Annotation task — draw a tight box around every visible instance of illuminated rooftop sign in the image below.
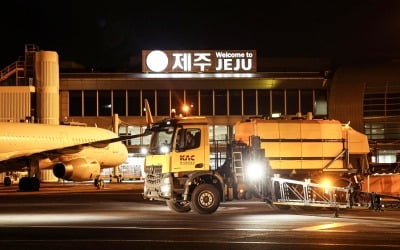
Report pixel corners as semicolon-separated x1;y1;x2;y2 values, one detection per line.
142;50;257;73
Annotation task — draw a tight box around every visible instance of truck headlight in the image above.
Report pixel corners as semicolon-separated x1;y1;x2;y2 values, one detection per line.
160;145;170;154
160;184;171;194
246;161;264;181
160;175;172;196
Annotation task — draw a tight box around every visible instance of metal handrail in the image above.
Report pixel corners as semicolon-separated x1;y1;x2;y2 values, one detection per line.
0;61;24;81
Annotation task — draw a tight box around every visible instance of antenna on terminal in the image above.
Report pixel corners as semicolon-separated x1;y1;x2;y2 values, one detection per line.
144;99;153;129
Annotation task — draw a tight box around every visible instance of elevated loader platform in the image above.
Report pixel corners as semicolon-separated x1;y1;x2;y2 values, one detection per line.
269;176;400;214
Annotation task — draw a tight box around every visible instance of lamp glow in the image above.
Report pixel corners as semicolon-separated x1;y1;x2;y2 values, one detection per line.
182;105;189;113
246;161;264;181
140;148;148;154
160;145;170;154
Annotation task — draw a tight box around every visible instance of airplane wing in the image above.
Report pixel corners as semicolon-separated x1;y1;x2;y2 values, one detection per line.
85;132;150;148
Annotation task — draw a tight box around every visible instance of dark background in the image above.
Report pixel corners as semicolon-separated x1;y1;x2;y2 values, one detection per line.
1;0;399;72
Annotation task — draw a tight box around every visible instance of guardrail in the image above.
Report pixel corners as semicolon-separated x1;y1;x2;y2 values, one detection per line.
0;61;24;81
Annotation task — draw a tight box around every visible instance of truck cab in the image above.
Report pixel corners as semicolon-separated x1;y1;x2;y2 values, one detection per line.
143;116;225;214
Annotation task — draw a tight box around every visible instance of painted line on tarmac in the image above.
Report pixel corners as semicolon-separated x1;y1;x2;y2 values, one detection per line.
292;222;356;232
0;224;365;234
1;239;400;248
1;225;288;231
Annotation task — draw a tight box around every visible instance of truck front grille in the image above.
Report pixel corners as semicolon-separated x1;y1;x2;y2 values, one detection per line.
145;165;162;175
145;165;162;186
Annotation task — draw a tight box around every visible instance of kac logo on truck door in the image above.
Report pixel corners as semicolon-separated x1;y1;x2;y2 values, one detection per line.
180;155;195;165
143;50;257;73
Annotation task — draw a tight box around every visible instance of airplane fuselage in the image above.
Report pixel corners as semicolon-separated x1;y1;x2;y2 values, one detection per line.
0;122;128;172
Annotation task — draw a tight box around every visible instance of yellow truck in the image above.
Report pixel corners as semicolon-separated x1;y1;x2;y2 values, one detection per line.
143;111;371;214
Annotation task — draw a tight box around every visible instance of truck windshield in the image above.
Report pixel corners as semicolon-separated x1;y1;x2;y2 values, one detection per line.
149;126;175;154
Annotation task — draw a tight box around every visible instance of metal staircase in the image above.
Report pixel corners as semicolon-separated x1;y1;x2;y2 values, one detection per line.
232;151;244;183
0;61;24;84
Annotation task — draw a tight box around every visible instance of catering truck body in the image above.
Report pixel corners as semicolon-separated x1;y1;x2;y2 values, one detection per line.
143;112;372;214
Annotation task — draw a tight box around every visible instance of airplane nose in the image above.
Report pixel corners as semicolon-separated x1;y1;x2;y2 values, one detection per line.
119;142;128;161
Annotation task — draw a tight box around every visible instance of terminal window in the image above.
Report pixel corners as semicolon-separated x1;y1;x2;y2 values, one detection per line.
229;90;241;115
69;90;82;116
99;90;111;116
113;90;126;116
84;90;96;116
244;90;256;115
215;89;227;115
258;89;270;116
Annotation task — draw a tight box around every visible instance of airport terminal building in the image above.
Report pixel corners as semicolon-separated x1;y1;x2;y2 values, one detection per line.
1;45;399;180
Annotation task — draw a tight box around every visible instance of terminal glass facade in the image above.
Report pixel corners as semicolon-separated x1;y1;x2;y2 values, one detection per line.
363;82;400;163
68;88;325;118
363;82;400;140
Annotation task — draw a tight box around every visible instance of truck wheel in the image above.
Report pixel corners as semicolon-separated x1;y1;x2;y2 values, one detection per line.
166;200;191;213
190;184;220;214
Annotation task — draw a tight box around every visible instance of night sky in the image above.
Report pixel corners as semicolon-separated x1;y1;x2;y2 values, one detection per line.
1;0;400;72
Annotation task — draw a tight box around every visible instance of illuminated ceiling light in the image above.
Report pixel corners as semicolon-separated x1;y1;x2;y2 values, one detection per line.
146;50;168;72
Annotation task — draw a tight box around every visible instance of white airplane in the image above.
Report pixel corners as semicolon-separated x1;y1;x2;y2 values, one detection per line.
0;121;142;191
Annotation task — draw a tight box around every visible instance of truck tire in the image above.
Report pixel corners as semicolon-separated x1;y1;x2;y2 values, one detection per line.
166;200;191;213
190;184;220;214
